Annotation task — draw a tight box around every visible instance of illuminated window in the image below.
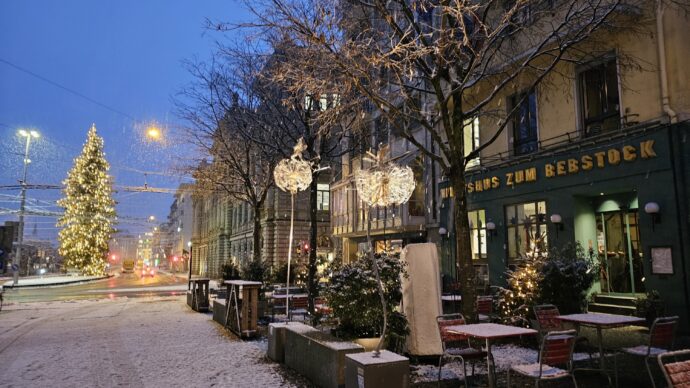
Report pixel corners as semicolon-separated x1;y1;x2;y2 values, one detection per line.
505;201;547;264
317;183;330;211
468;209;487;260
463;116;480;169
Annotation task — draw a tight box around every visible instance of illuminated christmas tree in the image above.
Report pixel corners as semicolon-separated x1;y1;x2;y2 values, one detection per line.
57;125;116;276
499;230;547;325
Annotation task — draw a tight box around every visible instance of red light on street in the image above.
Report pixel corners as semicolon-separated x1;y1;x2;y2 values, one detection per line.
304;243;309;251
173;256;178;262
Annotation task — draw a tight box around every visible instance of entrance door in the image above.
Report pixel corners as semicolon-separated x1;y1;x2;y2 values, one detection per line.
596;210;644;294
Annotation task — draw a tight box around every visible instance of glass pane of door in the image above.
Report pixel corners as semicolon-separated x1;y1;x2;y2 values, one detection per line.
596;210;644;294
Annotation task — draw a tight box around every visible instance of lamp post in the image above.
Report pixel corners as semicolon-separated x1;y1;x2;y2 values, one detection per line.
274;138;312;321
187;241;193;281
16;129;40;278
354;146;415;356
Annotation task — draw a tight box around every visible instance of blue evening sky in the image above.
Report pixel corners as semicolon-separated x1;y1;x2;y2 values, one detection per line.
0;0;251;241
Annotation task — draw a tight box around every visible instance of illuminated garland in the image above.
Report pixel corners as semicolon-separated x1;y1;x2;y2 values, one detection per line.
57;125;116;276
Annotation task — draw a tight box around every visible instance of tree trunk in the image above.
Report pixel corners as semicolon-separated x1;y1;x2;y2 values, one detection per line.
252;204;262;264
307;173;320;316
450;168;477;321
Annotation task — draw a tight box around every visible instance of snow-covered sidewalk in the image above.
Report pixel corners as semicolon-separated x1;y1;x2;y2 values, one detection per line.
2;274;110;288
0;296;310;387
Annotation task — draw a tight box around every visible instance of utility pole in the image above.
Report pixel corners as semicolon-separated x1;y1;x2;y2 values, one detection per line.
15;129;39;278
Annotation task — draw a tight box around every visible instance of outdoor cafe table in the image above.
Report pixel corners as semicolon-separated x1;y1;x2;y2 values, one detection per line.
446;323;537;388
556;313;645;373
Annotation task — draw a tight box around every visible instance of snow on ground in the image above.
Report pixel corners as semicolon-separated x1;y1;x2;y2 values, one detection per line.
0;296;310;388
2;275;107;287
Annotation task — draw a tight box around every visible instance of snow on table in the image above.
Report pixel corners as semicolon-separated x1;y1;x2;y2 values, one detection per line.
557;313;645;327
446;323;537;339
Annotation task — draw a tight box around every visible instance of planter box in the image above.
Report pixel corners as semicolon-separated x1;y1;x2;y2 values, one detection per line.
186;291;193;308
345;350;409;388
284;324;364;388
213;300;227;326
268;322;311;362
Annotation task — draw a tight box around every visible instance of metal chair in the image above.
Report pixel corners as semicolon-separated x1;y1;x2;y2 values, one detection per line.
476;296;494;323
533;304;593;362
658;349;690;387
618;316;679;388
507;329;578;387
436;314;487;388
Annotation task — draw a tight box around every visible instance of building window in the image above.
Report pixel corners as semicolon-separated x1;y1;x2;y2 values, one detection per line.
505;201;547;264
317;183;330;211
579;58;620;136
463;116;480;169
510;90;538;156
468;209;487;260
408;156;425;217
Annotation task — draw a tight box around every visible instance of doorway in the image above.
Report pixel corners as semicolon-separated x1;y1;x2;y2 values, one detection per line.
596;209;644;294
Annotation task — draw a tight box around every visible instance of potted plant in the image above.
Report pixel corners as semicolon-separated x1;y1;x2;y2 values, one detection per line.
324;252;409;352
635;290;665;326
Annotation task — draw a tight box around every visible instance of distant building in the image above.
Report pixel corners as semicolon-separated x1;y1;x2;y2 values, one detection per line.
167;184;193;271
190;179;332;279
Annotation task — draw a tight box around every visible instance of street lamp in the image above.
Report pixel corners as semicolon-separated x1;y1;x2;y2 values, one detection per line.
15;129;40;279
187;241;193;281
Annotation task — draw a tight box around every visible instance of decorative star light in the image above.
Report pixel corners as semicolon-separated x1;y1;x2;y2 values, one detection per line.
274;138;313;194
354;146;415;207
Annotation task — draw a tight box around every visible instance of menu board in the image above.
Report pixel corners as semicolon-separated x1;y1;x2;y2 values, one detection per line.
651;247;673;275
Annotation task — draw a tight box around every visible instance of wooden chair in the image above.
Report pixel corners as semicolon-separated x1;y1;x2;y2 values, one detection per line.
658;349;690;387
618;316;679;388
507;329;578;387
436;314;487;388
476;296;494;323
289;296;309;321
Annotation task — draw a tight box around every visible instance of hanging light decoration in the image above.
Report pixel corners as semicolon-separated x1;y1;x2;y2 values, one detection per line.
273;138;313;320
354;145;415;357
274;138;312;194
355;146;415;207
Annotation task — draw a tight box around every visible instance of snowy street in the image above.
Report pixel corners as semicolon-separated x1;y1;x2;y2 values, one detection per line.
0;296;309;388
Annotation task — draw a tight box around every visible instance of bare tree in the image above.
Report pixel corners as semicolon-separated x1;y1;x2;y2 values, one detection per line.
176;50;280;267
219;40;367;316
238;0;675;318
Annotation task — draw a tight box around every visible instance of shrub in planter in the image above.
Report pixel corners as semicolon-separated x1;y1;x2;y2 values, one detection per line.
324;252;409;351
635;290;665;325
538;242;596;315
221;262;241;281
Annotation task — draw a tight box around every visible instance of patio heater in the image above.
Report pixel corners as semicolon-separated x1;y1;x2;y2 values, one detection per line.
274;138;312;320
354;146;415;356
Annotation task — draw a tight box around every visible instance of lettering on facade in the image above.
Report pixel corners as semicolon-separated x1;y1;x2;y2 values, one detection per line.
466;140;658;193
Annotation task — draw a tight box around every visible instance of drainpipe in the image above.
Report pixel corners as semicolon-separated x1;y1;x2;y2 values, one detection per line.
657;0;678;124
